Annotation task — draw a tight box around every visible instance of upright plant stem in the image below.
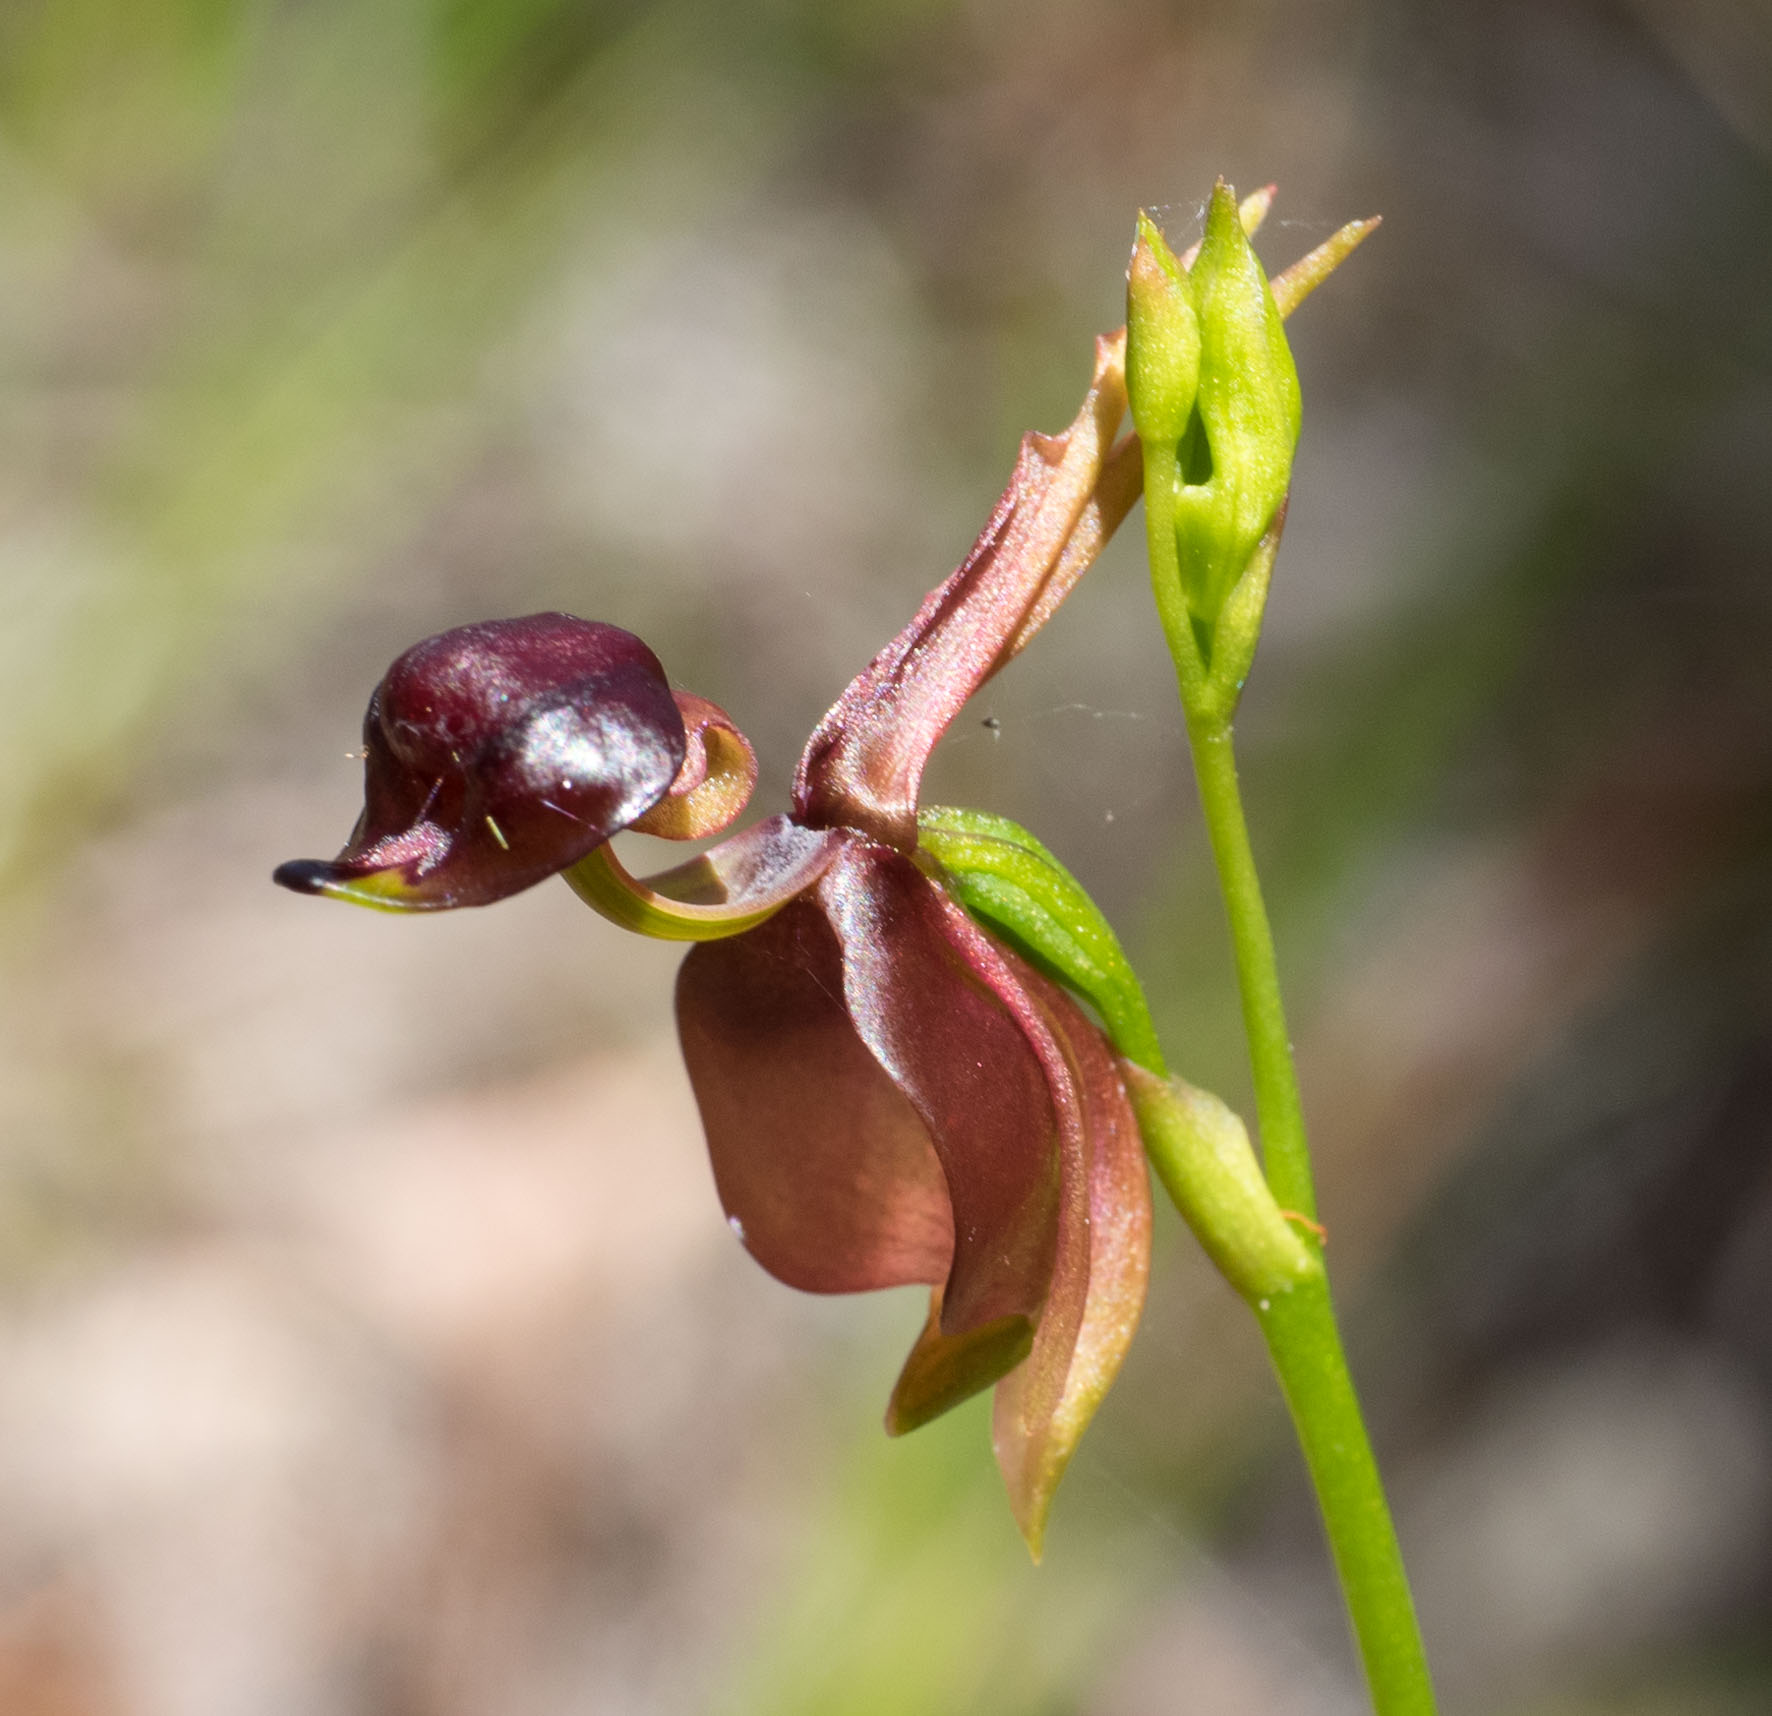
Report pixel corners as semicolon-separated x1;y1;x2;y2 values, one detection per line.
1142;445;1435;1712
1257;1278;1437;1716
1188;708;1437;1716
1187;724;1316;1221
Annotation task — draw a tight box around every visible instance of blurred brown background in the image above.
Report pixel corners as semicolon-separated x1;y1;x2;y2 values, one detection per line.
1;0;1769;1710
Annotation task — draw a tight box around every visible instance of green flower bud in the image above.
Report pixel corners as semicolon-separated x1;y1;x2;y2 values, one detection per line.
1125;211;1201;447
1173;180;1301;626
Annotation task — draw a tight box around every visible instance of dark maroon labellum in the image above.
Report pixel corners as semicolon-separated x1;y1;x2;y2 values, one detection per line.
273;613;686;909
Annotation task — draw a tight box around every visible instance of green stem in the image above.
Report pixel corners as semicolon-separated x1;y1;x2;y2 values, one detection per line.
1142;441;1434;1713
1186;721;1315;1220
1187;722;1436;1715
1258;1279;1436;1716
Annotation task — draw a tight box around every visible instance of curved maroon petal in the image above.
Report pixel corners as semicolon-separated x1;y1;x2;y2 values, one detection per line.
793;338;1132;849
676;896;955;1294
992;963;1151;1557
275;614;686;909
816;842;1062;1338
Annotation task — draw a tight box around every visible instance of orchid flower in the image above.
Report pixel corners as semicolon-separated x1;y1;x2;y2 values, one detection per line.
278;333;1147;1552
275;192;1377;1551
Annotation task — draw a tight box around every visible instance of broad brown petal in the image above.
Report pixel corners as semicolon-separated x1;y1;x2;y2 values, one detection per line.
676;897;954;1293
818;843;1062;1337
991;965;1151;1558
792;338;1130;849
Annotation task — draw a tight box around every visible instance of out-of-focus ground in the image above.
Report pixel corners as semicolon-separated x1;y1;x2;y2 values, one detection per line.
1;1;1769;1711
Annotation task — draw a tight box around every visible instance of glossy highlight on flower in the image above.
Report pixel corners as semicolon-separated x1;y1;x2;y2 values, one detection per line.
274;614;694;910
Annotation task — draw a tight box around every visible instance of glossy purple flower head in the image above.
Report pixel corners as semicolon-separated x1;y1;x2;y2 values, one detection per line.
273;614;690;910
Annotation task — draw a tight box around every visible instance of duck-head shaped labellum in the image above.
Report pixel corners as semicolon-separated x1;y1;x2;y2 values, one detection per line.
273;614;690;909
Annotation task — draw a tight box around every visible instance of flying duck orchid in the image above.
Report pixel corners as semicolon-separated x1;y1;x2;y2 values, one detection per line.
274;189;1375;1551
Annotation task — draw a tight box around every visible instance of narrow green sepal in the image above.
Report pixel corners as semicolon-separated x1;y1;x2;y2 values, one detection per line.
916;805;1166;1074
1126;211;1201;447
1174;180;1301;626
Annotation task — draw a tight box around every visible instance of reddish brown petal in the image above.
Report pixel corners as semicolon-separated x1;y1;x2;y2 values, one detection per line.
1000;426;1142;665
792;338;1129;849
817;843;1062;1337
676;897;954;1294
992;966;1151;1558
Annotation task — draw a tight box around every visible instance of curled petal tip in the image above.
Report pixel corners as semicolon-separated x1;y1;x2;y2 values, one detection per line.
885;1300;1033;1437
630;692;758;841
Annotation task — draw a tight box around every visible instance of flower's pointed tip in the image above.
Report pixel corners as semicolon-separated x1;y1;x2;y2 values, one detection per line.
270;858;428;912
1001;1456;1055;1560
883;1308;1034;1438
1129;209;1184;286
271;858;327;896
1202;178;1248;246
1178;179;1261;273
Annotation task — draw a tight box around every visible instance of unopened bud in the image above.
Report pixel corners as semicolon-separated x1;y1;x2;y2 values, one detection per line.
1125;212;1201;447
1172;180;1301;627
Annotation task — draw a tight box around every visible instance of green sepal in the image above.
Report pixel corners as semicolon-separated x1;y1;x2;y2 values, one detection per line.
1193;503;1285;727
916;805;1166;1074
1173;180;1301;628
1126;211;1201;448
